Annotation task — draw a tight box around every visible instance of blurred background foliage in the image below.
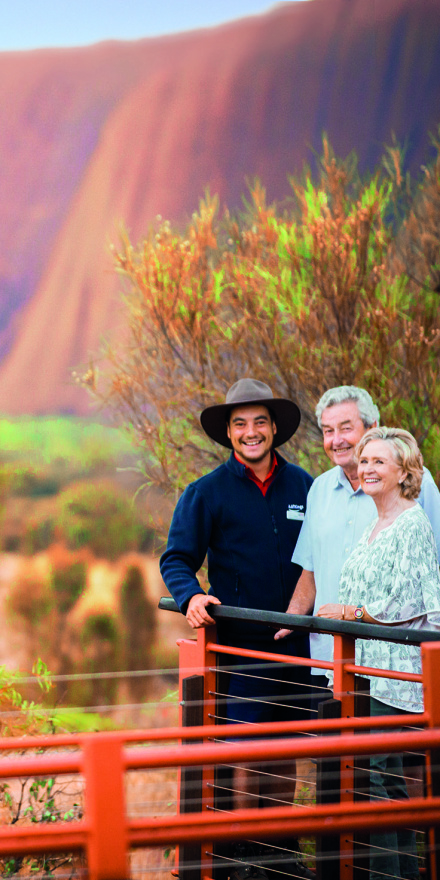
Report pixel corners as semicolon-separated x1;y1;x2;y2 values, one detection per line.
0;416;176;719
0;417;154;554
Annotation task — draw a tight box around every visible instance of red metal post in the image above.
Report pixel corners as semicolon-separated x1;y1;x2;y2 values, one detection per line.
333;632;356;880
178;626;218;727
178;626;218;880
198;628;217;880
83;735;128;880
421;641;440;879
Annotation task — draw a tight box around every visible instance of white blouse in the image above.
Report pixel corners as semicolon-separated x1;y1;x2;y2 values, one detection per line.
338;504;440;712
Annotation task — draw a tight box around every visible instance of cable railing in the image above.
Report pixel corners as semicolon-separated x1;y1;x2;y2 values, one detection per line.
0;601;440;879
159;598;440;880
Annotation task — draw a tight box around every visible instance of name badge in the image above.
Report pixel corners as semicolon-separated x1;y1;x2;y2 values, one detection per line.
286;510;305;521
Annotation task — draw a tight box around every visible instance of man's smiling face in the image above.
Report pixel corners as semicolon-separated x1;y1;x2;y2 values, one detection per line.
321;400;369;473
227;404;276;467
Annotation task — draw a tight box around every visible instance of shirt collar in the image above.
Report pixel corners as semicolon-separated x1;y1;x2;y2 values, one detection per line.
335;465;364;495
233;450;278;482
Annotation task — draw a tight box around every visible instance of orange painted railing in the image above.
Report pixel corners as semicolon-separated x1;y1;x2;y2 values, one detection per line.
0;609;439;879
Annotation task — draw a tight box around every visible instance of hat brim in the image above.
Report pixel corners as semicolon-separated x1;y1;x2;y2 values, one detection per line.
200;398;301;448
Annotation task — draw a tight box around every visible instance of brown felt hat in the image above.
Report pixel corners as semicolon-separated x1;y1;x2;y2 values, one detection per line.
200;378;301;449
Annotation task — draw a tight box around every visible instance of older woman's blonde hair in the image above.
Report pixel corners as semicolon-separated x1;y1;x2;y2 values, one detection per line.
355;426;423;500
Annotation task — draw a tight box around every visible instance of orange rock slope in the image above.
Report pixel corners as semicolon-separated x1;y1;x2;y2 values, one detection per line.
0;0;439;413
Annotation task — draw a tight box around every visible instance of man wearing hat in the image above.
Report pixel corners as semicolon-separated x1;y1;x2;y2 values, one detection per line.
160;379;314;880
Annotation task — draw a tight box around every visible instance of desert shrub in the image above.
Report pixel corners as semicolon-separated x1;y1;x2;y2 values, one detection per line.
51;559;86;614
7;566;54;627
74;612;121;706
0;466;12;547
81;612;119;644
7;554;87;624
5;463;61;497
7;552;89;676
120;565;155;699
21;510;56;554
56;480;144;560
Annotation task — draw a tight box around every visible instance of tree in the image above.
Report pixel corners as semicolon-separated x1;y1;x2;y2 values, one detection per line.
82;135;440;532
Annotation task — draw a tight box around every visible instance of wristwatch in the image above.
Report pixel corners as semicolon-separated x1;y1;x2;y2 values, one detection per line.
354;606;364;620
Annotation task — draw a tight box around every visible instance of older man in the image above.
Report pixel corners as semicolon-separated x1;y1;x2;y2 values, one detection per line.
275;386;440;700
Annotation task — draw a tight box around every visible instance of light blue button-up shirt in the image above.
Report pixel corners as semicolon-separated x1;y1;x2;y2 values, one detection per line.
292;465;440;672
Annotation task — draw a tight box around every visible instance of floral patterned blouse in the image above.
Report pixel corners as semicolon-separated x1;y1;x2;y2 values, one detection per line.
338;504;440;712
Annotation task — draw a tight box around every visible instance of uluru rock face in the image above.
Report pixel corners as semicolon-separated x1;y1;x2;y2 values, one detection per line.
0;0;439;414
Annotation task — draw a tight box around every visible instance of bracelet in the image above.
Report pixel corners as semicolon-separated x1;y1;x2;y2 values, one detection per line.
341;605;345;620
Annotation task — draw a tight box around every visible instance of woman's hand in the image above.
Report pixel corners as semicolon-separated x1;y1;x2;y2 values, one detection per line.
317;603;355;620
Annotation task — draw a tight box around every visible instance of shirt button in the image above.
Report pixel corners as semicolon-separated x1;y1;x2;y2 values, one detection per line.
348;520;352;525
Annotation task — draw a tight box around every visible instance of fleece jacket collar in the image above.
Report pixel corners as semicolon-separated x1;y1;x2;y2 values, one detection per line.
225;450;287;479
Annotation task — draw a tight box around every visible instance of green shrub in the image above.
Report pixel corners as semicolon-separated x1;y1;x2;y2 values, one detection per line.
120;565;155;699
56;480;144;560
81;612;119;645
0;466;12;548
6;464;61;497
51;560;86;614
21;511;55;554
72;612;121;706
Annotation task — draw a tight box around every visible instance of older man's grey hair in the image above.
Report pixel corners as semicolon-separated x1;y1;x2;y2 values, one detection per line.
315;386;380;429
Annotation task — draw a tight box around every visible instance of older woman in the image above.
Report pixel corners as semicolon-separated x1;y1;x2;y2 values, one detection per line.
318;426;440;880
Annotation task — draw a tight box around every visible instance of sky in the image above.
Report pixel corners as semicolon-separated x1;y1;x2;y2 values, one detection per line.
0;0;308;51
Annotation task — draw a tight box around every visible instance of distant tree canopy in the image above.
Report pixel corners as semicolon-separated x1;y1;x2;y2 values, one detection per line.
83;133;440;530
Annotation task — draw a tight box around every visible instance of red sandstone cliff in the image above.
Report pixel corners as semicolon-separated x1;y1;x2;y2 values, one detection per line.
0;0;439;413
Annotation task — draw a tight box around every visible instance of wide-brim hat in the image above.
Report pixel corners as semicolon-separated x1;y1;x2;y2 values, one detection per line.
200;378;301;449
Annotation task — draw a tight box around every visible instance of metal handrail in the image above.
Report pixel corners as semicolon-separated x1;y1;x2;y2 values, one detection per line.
158;595;440;645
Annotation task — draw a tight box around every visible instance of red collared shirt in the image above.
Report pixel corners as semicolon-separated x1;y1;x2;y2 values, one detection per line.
234;452;278;496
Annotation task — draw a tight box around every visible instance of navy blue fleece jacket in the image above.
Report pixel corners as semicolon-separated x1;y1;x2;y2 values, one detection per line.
160;452;313;646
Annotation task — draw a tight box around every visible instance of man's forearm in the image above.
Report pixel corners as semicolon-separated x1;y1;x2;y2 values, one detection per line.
274;569;316;639
286;569;316;615
159;553;203;613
